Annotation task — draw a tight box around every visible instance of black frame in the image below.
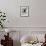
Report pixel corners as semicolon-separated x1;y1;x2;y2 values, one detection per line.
20;6;29;17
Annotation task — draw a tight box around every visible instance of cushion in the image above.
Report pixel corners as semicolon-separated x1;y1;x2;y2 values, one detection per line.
20;35;37;43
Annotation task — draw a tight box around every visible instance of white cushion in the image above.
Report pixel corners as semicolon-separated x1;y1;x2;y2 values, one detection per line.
20;35;37;43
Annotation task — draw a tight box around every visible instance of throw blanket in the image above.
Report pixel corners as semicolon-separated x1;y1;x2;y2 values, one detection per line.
21;43;43;46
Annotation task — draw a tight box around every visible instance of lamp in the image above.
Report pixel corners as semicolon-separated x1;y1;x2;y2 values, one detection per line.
5;29;10;37
5;29;9;33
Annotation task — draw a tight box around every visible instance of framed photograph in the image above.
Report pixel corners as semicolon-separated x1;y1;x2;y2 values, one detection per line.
20;6;29;17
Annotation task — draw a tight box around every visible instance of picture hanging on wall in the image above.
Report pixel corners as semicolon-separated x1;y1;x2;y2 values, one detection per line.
20;6;29;17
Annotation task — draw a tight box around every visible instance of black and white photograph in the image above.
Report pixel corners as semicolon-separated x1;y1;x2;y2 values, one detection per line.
20;6;29;17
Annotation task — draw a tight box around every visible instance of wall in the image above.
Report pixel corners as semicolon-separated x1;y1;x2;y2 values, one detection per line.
0;0;46;28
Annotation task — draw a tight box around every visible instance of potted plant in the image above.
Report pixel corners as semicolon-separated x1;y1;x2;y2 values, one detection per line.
0;10;6;28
